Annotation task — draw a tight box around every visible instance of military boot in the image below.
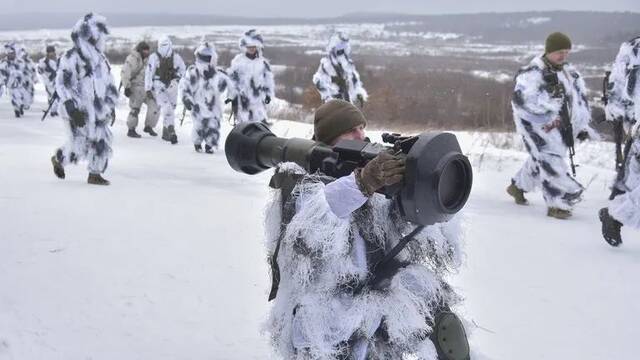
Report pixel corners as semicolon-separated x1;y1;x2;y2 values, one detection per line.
161;127;169;141
430;311;470;360
14;109;21;118
599;208;623;247
547;207;572;220
194;144;202;152
51;155;65;179
205;145;214;154
127;128;141;138
143;126;158;137
506;181;529;205
87;173;110;186
167;125;178;145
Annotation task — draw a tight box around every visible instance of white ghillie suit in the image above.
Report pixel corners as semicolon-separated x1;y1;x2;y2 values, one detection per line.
0;43;31;116
53;13;118;175
511;55;597;211
264;164;468;359
145;36;186;129
18;45;38;110
605;37;640;229
228;29;275;124
37;50;60;116
180;42;234;149
313;32;368;106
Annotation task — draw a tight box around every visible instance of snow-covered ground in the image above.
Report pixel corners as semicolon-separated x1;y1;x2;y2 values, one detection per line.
1;77;639;360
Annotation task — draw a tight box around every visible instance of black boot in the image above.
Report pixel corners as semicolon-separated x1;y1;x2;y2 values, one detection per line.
51;156;65;179
127;128;142;138
205;145;214;154
194;144;202;152
167;125;178;145
14;109;21;118
599;208;623;247
143;126;158;136
19;106;24;116
87;173;110;186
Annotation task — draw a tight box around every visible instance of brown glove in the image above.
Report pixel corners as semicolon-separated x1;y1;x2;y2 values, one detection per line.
355;152;405;196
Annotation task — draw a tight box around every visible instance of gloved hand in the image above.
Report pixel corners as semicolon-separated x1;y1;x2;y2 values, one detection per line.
183;98;193;111
146;90;154;100
355;152;405;196
542;118;561;133
124;87;132;98
576;131;589;141
264;95;271;104
193;104;200;113
64;100;86;127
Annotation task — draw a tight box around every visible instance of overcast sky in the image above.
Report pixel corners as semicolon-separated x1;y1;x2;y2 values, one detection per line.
5;0;639;17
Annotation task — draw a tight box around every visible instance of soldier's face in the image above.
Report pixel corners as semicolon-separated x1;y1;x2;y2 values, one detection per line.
332;124;366;145
47;52;56;60
546;49;570;65
246;46;258;56
142;49;150;58
7;52;15;61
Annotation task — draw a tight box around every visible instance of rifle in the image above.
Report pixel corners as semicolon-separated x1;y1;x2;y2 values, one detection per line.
180;107;187;126
41;92;59;121
543;68;578;176
118;81;123;94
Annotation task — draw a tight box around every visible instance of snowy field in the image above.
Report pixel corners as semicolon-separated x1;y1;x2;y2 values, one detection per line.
1;78;639;359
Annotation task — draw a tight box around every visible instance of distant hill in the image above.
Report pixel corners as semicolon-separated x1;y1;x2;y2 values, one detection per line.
1;11;638;46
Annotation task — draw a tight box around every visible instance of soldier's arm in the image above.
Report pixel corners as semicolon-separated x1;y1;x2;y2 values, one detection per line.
312;59;336;102
262;60;275;98
606;41;634;122
144;54;156;92
512;68;561;124
174;54;186;79
120;54;135;89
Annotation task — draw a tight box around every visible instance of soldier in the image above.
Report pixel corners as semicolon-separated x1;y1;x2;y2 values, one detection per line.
506;32;597;219
313;32;368;107
0;42;29;118
180;42;234;153
144;36;185;144
18;45;38;112
264;100;470;359
121;41;160;138
50;13;118;186
37;45;60;117
228;29;275;125
599;36;640;246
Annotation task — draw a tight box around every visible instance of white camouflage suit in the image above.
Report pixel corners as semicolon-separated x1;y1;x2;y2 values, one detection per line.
37;49;60;117
511;55;597;211
179;42;234;149
53;13;118;175
313;32;368;106
121;44;160;130
0;43;31;116
18;45;37;110
264;164;470;359
605;37;640;229
228;29;275;124
144;36;185;128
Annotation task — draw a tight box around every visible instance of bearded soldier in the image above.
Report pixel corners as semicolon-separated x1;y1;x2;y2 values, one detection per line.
121;41;160;138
